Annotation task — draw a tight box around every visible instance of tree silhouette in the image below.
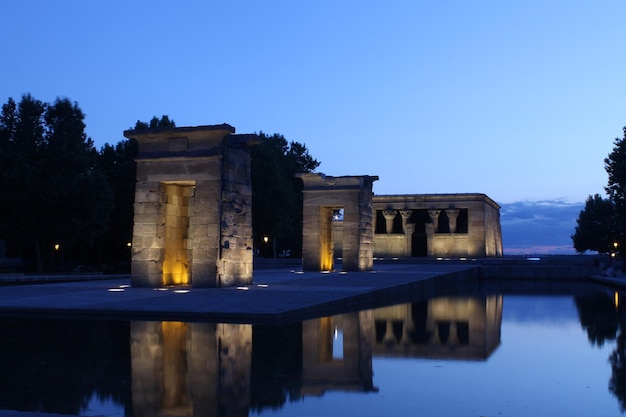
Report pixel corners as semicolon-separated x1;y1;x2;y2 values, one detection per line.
572;194;617;254
0;95;113;271
251;133;319;258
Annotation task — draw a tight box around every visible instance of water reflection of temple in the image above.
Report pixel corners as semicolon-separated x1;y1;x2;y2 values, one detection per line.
129;296;502;415
301;311;377;395
373;296;503;360
298;296;503;400
131;321;252;417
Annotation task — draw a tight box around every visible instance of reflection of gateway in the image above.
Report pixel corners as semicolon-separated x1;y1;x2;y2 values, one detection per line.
302;311;377;395
373;296;503;360
130;322;252;417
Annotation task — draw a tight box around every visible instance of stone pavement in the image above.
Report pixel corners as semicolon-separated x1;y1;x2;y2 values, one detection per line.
0;263;479;325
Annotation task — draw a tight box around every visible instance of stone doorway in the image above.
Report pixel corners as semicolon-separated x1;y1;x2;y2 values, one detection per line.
319;206;342;271
162;182;194;286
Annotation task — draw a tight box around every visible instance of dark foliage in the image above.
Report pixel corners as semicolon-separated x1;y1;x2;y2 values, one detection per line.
571;194;617;254
250;133;320;258
133;115;175;130
94;138;138;272
0;95;114;271
573;126;626;255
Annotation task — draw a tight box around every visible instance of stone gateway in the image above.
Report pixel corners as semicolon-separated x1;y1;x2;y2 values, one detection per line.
297;173;379;272
124;124;259;288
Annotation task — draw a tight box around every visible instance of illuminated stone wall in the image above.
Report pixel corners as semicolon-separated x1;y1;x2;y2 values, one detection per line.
370;193;503;258
125;124;258;288
298;174;378;272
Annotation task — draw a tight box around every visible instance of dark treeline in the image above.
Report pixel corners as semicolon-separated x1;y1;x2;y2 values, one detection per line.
572;126;626;258
0;94;318;273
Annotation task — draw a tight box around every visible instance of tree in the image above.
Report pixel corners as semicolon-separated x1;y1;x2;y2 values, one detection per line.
95;138;138;271
573;126;626;255
0;95;47;267
133;115;175;130
251;133;320;257
0;95;114;271
604;126;626;251
92;116;176;271
38;98;114;270
572;194;617;254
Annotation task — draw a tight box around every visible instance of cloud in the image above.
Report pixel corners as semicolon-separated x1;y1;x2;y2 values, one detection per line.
499;200;584;255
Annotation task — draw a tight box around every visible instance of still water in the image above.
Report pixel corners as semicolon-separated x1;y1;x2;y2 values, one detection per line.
1;282;625;417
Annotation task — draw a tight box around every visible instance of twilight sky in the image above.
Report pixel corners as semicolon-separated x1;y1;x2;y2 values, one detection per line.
2;1;625;253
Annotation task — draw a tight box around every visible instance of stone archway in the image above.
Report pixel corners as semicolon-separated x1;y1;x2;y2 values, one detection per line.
297;174;378;272
125;124;258;288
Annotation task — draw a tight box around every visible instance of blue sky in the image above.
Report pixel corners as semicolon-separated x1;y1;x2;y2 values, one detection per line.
2;1;624;253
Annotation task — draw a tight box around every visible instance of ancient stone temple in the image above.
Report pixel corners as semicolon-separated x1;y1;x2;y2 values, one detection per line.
124;124;258;288
370;193;503;258
297;173;378;272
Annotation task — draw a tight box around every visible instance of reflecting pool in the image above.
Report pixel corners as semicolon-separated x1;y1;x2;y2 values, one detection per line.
1;282;625;416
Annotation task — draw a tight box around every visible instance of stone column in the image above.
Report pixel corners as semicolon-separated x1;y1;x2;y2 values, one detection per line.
427;209;441;233
425;222;435;257
446;208;460;233
382;210;397;234
399;210;412;233
404;223;415;257
383;320;396;345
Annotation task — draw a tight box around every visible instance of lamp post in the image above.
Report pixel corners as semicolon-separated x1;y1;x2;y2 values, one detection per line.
263;236;269;258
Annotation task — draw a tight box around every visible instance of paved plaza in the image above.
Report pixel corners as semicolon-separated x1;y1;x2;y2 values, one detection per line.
0;263;478;324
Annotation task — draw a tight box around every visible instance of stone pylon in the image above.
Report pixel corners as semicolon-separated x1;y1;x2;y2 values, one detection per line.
297;173;378;272
125;124;259;288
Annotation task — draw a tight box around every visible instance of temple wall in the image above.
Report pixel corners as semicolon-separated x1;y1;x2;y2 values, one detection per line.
483;201;504;256
430;234;469;257
371;193;502;258
372;234;408;258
